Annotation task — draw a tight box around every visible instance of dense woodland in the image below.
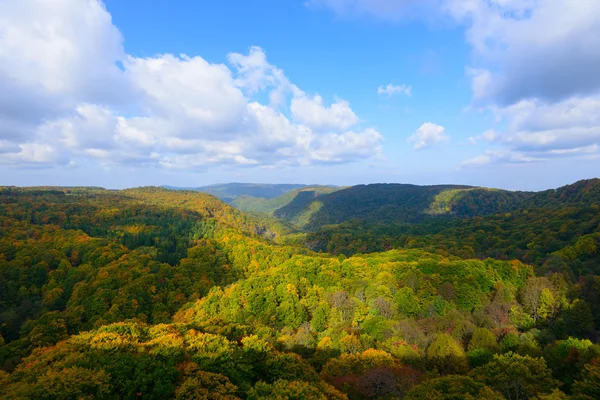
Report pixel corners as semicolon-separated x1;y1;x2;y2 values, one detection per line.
1;181;600;399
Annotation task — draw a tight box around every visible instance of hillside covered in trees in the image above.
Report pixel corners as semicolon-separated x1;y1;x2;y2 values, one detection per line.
231;179;600;230
301;180;600;274
1;181;600;399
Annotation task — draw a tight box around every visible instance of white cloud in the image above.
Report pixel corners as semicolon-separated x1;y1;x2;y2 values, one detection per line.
408;122;449;150
227;46;293;106
377;83;411;96
290;94;360;131
0;0;126;97
448;0;600;106
461;149;540;168
0;0;130;147
465;97;600;166
125;53;250;140
469;129;497;145
0;143;66;167
454;2;600;165
310;128;384;163
0;0;383;170
464;95;600;166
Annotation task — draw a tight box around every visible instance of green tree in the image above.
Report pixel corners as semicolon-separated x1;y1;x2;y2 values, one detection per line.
470;352;561;400
426;333;467;374
405;375;503;400
311;303;330;333
521;278;555;324
572;357;600;400
565;299;595;338
468;327;498;352
174;372;239;400
395;287;421;317
248;380;347;400
543;337;600;392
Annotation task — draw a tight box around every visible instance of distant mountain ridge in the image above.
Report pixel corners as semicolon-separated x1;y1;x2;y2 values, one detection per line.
229;183;521;229
161;183;315;202
224;179;600;230
302;179;600;274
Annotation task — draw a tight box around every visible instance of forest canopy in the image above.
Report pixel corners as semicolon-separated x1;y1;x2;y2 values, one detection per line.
1;181;600;399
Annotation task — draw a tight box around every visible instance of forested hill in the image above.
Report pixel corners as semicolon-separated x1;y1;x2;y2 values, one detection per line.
231;186;340;220
229;179;600;232
526;178;600;208
303;179;600;276
231;183;535;229
2;182;600;399
0;186;300;371
162;183;312;203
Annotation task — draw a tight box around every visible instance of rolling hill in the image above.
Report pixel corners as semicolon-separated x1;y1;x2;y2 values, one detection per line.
230;183;532;230
230;179;600;231
2;180;600;399
231;186;340;219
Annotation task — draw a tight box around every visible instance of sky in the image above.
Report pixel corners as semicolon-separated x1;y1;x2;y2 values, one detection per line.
1;0;600;191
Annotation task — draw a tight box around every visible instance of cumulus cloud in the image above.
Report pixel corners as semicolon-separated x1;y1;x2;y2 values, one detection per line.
448;0;600;106
449;1;600;165
0;0;383;170
290;94;360;131
377;83;411;96
0;0;129;146
408;123;449;150
466;97;600;166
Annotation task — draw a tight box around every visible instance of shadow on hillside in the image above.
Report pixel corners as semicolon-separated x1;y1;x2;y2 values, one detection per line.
283;184;473;230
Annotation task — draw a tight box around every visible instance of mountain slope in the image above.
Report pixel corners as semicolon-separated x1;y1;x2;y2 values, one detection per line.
304;179;600;275
0;186;303;369
266;184;531;229
231;186;339;217
254;179;600;231
526;178;600;208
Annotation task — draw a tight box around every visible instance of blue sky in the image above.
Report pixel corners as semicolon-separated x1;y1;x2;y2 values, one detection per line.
1;0;599;190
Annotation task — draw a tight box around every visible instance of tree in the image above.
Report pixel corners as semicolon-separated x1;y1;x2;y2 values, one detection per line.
470;352;561;400
572;357;600;400
468;328;498;352
426;334;467;374
248;380;347;400
521;277;555;324
174;372;239;400
543;338;600;392
405;375;503;400
395;287;421;317
534;389;570;399
320;349;420;399
30;367;112;400
565;299;595;338
339;335;362;354
311;303;330;332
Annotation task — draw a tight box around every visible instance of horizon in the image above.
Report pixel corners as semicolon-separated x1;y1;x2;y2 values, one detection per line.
2;1;600;191
4;176;599;193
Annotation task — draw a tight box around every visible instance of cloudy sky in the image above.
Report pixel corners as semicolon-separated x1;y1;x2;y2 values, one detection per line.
1;0;599;190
